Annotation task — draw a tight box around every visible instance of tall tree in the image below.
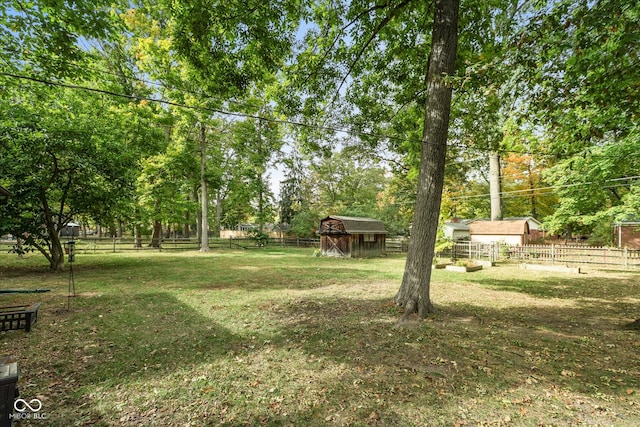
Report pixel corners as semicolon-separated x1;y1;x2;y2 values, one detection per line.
393;0;459;318
0;83;142;269
514;0;640;235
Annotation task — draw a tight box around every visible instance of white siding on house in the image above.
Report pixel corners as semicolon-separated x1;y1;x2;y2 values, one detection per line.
471;234;522;245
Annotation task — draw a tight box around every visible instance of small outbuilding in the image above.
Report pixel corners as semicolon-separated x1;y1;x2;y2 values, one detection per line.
614;220;640;249
469;220;530;245
443;218;473;241
319;215;387;258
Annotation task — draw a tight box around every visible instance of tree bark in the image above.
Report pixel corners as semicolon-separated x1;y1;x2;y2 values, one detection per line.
194;186;202;245
149;219;162;247
395;0;459;319
199;123;210;252
489;152;502;221
134;224;142;248
215;191;222;238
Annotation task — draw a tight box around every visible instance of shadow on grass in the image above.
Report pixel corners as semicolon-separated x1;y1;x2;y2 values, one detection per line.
255;294;640;425
5;290;243;426
472;273;640;301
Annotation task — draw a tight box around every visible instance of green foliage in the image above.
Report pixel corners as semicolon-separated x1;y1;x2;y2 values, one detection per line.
247;228;270;247
290;210;320;238
0;79;151;267
0;0;122;77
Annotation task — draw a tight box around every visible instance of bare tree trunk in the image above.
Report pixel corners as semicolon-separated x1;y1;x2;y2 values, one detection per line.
489;152;502;221
395;0;459;319
194;186;202;245
527;160;537;218
183;213;190;238
200;123;210;252
149;219;162;247
134;224;142;248
215;191;222;238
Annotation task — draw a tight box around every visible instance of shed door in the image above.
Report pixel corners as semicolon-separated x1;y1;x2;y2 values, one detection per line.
324;235;349;257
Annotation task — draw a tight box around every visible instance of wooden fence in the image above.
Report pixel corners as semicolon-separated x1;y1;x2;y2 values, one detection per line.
0;237;321;254
1;236;412;254
442;242;640;269
506;244;640;268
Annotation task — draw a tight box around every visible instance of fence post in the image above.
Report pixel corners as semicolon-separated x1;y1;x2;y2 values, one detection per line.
624;247;628;268
551;244;555;264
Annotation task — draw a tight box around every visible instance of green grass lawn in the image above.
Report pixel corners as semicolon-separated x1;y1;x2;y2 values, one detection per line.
1;249;639;426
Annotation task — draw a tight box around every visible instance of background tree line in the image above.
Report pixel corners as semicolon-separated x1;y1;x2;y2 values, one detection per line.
1;1;638;315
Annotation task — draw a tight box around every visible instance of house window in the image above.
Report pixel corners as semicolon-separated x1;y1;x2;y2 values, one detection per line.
363;233;375;242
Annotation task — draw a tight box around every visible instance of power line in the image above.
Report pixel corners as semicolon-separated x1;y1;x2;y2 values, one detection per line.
0;70;422;147
449;175;640;201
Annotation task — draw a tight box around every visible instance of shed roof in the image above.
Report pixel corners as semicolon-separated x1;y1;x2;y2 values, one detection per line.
469;220;529;235
322;215;387;234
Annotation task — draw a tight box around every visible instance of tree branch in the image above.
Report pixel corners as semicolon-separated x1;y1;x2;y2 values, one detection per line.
326;0;415;113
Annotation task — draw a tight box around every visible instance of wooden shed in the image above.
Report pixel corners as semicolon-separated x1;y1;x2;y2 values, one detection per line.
469;220;530;245
319;215;387;258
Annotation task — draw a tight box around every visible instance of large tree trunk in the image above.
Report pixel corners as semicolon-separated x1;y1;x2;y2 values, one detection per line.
395;0;459;319
489;152;503;221
199;123;210;252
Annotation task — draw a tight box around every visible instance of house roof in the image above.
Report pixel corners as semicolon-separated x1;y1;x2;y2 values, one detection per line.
505;216;543;228
469;220;530;235
322;215;387;234
444;222;470;231
616;221;640;226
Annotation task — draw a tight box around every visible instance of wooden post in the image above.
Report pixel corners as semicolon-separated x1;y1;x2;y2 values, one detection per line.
551;244;555;265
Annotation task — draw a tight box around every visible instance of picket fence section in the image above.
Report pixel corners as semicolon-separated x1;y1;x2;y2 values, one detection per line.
444;242;640;268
